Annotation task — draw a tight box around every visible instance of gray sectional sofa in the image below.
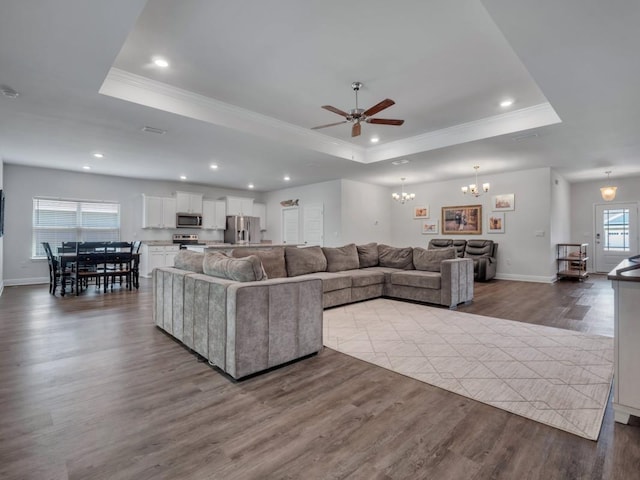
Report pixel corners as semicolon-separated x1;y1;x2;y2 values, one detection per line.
152;243;473;379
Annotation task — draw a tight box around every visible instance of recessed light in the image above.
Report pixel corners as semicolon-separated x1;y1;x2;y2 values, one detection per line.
180;175;187;180
370;137;379;144
500;99;514;108
153;57;169;68
284;176;291;181
82;165;91;170
92;152;104;159
210;164;219;170
248;183;254;189
391;159;409;166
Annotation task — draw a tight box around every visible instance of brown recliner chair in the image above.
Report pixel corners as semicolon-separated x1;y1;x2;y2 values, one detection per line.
427;239;467;258
463;240;498;281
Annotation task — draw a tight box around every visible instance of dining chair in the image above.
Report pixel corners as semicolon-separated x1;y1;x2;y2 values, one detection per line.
73;242;107;295
42;242;74;295
104;242;133;290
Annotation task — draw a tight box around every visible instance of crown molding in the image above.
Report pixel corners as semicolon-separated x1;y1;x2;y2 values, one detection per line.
99;68;367;163
363;103;561;163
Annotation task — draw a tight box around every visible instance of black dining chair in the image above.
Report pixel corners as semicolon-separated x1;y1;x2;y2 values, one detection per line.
73;242;108;295
104;241;134;290
42;242;74;295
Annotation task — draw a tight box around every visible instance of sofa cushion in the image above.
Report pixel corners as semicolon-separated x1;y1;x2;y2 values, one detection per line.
300;271;351;292
464;239;494;258
285;246;327;277
203;252;267;282
174;250;205;273
378;244;414;269
340;269;385;287
389;271;441;290
322;243;360;272
356;242;379;267
232;247;287;279
413;247;456;272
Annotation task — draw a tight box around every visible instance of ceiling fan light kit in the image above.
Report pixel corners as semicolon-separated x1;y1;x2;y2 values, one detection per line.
311;81;405;137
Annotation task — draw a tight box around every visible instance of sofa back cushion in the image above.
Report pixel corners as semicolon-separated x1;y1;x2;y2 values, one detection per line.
322;243;360;272
378;244;414;269
357;242;379;267
464;239;494;258
203;252;267;282
413;247;456;272
232;247;287;279
285;246;327;277
174;250;205;273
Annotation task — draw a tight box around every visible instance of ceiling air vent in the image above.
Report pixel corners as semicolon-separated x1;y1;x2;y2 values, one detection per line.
511;132;539;142
141;126;167;135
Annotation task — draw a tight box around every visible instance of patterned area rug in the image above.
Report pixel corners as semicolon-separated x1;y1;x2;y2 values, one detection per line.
323;298;614;440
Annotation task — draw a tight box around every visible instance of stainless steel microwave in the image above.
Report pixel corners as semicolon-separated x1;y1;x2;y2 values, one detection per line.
176;213;202;228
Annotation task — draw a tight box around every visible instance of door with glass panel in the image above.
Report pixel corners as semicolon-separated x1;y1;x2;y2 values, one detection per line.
594;203;639;272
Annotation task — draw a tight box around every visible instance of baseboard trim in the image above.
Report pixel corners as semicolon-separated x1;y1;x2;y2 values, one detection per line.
494;273;556;284
4;277;49;286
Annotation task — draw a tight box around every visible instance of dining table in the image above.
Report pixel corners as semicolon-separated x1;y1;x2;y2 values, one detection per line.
55;245;140;296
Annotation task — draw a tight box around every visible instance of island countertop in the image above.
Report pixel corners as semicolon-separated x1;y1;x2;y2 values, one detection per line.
608;257;640;282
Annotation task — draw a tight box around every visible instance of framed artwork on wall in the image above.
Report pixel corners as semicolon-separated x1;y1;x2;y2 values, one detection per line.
492;193;515;211
413;205;429;219
441;205;482;235
488;212;505;233
421;220;438;234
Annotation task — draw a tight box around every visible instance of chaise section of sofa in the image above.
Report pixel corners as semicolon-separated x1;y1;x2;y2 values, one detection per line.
153;266;323;380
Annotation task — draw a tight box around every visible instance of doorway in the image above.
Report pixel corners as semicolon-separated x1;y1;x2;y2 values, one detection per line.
594;203;639;272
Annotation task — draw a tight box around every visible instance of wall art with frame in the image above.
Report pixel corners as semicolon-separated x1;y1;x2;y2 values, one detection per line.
421;220;438;234
487;212;505;233
492;193;515;211
441;205;482;235
413;205;429;219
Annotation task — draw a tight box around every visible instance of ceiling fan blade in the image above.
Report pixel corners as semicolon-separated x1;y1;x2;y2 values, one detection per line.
321;105;350;117
366;118;405;126
311;121;348;130
352;122;361;137
362;98;395;117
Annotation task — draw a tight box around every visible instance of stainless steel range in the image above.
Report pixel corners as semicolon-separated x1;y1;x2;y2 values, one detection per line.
173;233;200;249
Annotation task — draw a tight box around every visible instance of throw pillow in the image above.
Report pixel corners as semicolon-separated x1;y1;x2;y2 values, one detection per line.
413;247;456;272
378;244;414;269
284;246;327;277
322;243;360;272
203;252;267;282
232;247;287;279
174;250;205;273
356;242;379;268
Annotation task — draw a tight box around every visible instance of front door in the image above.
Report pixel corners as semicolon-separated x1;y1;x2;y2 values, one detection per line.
594;202;639;272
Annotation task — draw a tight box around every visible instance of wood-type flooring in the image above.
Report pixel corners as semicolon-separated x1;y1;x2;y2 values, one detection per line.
0;275;638;479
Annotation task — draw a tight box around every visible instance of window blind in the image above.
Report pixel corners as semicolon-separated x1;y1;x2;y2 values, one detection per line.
33;198;121;257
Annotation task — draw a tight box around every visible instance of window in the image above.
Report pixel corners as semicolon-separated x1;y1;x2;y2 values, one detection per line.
603;208;630;252
32;197;120;258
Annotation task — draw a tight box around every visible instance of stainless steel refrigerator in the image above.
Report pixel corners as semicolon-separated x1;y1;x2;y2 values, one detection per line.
224;215;261;244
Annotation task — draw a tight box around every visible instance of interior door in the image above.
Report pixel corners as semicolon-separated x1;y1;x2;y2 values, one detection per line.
303;203;324;247
594;202;639;272
282;207;299;245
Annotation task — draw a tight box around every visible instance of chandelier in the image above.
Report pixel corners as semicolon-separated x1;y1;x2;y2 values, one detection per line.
392;177;415;204
461;165;490;197
600;171;617;201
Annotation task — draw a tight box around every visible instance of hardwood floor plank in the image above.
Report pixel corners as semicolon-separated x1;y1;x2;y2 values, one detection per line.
0;275;638;479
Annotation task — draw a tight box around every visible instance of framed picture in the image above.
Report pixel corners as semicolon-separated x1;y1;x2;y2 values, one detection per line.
492;193;515;211
441;205;482;235
413;205;429;219
488;212;505;233
421;220;438;234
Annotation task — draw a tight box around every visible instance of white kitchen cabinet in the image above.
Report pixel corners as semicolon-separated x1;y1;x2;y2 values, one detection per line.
225;196;253;216
140;244;181;277
142;195;176;229
176;191;203;214
253;202;267;231
202;199;227;229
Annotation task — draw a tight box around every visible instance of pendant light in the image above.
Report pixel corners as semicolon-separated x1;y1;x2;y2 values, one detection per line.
461;165;490;197
600;171;617;201
392;177;415;204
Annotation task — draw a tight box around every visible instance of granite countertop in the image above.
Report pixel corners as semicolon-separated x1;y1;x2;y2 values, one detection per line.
608;258;640;282
141;240;176;246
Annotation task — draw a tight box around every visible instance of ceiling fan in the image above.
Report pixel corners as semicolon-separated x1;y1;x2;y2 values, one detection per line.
311;81;404;137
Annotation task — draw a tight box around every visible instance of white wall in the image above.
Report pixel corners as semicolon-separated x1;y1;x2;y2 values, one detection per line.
3;164;263;284
570;174;640;270
389;167;555;282
263;179;342;246
341;179;392;245
550;171;572;268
